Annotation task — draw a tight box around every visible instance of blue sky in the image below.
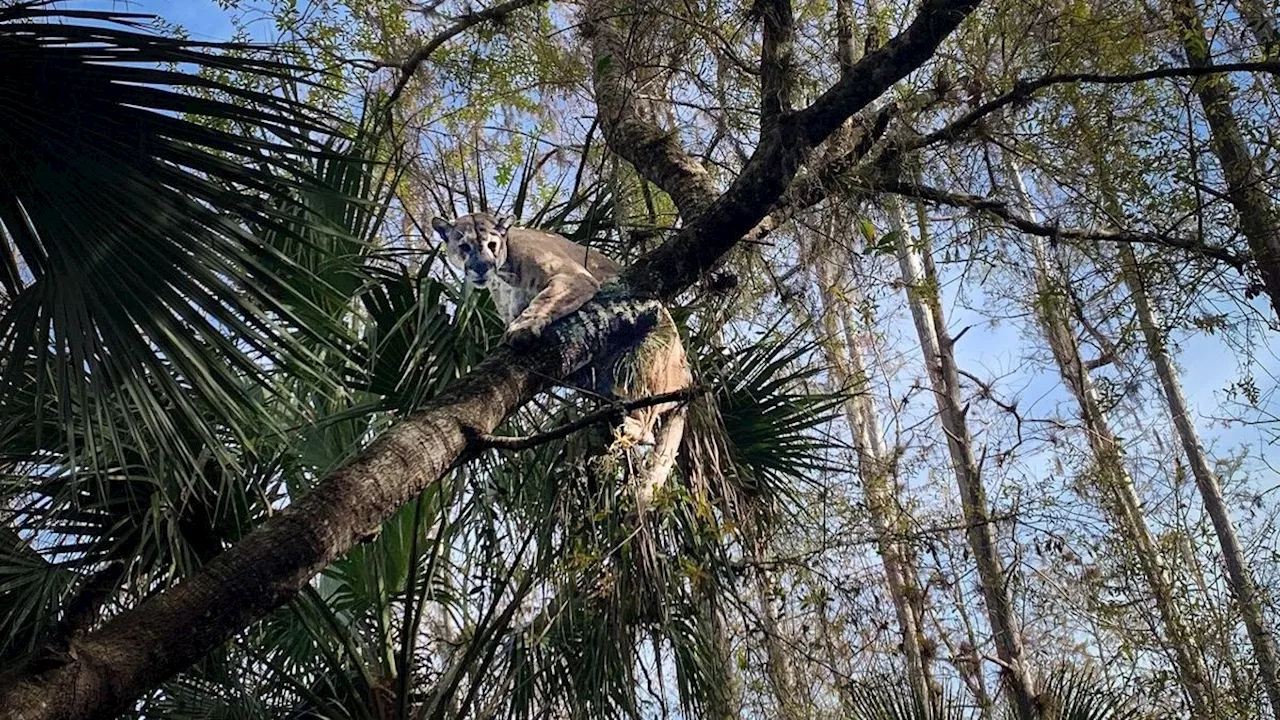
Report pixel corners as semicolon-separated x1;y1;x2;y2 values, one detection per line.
79;0;236;41
140;0;233;39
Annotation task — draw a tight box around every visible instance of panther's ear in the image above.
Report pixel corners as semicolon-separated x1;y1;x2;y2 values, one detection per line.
430;216;452;243
494;215;512;234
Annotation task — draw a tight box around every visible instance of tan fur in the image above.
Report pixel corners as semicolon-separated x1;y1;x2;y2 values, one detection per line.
431;213;691;472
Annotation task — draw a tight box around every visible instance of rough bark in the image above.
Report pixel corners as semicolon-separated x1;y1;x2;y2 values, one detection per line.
697;589;744;720
890;195;1037;719
585;0;718;218
1004;159;1218;718
758;0;796;132
1174;0;1280;321
753;557;805;720
0;0;982;716
0;297;655;720
813;251;934;705
622;0;983;299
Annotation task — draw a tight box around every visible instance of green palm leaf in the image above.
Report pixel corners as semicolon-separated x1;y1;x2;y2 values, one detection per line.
0;1;366;478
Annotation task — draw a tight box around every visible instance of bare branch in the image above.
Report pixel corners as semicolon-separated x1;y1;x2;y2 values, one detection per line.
477;387;703;451
913;60;1280;150
876;179;1249;269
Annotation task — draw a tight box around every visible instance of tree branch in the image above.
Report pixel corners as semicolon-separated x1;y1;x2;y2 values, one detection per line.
757;0;796;132
912;60;1280;150
876;179;1248;269
624;0;982;298
385;0;543;106
584;1;718;217
477;387;702;451
834;0;857;79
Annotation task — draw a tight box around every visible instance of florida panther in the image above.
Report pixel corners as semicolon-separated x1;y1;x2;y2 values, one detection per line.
429;212;690;500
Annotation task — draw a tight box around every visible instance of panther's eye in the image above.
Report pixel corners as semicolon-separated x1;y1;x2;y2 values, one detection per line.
488;241;498;252
458;243;471;254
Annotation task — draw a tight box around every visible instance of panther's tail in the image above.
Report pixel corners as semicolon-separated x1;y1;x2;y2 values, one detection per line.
614;306;690;509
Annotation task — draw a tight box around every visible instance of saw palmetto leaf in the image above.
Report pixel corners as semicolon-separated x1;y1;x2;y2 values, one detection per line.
0;1;367;480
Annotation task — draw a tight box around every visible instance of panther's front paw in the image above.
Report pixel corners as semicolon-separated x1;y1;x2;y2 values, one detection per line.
503;318;548;348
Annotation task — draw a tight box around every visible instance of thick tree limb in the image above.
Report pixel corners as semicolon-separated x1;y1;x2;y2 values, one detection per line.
877;179;1248;269
0;295;665;720
625;0;982;298
585;1;718;217
0;1;980;717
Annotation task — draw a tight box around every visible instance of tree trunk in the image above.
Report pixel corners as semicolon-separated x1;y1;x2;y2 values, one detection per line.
753;561;806;720
890;195;1038;719
0;301;651;720
1174;0;1280;321
813;247;935;706
698;587;745;720
930;571;996;720
1119;240;1280;718
1004;159;1218;718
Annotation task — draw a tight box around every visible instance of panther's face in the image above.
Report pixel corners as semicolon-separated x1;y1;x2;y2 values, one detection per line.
430;212;511;288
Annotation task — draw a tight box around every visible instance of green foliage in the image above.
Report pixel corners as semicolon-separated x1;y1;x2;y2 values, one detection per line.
0;1;368;480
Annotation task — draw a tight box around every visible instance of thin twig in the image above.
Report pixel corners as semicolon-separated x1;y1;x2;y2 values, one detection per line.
385;0;544;106
476;387;704;451
875;180;1249;269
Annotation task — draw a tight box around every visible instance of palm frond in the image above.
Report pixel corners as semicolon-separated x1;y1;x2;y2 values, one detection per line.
683;324;846;526
1037;668;1142;720
0;2;372;481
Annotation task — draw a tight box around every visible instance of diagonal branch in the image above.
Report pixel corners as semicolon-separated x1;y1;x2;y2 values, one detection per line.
625;0;982;298
911;60;1280;150
385;0;544;106
877;179;1248;269
0;294;667;720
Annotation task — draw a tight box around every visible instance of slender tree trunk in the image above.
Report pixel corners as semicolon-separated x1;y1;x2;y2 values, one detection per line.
813;246;935;706
1004;159;1218;718
1118;240;1280;717
698;589;744;720
889;195;1038;719
930;555;996;720
1174;0;1280;321
752;552;805;720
